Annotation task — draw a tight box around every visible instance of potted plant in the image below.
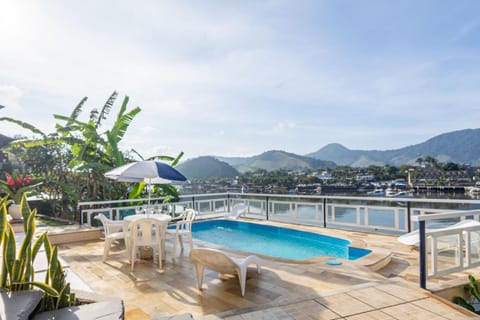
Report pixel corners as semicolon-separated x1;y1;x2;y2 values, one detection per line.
0;172;42;220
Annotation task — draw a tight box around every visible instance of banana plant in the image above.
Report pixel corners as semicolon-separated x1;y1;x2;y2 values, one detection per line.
0;194;75;311
0;91;142;206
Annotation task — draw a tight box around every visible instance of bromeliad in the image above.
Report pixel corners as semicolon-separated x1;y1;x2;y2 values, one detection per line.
0;171;42;204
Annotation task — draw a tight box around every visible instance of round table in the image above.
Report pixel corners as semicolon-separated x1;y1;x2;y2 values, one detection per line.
124;214;172;262
124;213;171;224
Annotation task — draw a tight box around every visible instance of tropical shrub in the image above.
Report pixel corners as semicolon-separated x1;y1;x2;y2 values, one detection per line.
453;274;480;314
0;171;42;204
0;194;75;311
0;92;184;219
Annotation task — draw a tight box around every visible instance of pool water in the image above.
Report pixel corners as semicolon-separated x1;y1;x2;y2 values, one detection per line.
190;220;371;260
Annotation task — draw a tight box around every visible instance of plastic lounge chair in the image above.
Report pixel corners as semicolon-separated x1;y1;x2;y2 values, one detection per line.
224;203;247;219
166;209;196;256
398;219;480;245
94;213;125;261
189;248;261;296
128;218;167;271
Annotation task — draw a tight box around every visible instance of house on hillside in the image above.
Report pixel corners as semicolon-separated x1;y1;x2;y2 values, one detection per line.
413;168;471;186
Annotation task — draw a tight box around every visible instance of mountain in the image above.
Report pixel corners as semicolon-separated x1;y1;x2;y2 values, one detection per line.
307;128;480;166
176;156;239;179
217;150;336;173
0;133;13;148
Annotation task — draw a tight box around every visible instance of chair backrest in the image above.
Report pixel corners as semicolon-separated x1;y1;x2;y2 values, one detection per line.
232;203;247;216
129;218;166;246
94;213;117;235
176;209;196;232
190;248;237;274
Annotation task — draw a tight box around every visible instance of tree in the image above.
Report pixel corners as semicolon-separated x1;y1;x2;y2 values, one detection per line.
443;162;460;171
415;157;424;167
0;92;184;219
53;92;142;201
424;156;439;168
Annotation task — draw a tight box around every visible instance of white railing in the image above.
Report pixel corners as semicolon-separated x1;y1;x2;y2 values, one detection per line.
413;209;480;288
78;192;480;233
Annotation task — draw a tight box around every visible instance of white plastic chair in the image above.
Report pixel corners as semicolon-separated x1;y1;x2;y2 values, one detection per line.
224;203;247;219
167;209;196;256
128;218;167;271
190;248;261;296
94;213;125;262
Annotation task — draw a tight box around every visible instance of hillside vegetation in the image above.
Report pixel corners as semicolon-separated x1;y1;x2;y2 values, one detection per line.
217;150;336;173
307;128;480;166
176;156;239;179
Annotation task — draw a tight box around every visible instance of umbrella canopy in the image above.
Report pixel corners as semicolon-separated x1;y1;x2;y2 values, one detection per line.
104;160;188;206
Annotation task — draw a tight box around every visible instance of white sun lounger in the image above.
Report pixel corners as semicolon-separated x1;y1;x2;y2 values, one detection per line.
189;248;261;296
398;219;480;245
224;203;247;219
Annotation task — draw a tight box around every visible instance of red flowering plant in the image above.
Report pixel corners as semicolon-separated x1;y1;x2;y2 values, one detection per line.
0;172;43;204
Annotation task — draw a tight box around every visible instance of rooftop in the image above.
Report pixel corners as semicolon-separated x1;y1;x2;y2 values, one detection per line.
52;220;480;319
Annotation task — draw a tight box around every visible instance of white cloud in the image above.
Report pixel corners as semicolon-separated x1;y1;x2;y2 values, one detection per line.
0;85;23;112
0;1;479;158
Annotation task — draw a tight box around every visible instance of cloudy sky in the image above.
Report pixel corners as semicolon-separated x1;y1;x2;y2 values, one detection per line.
1;0;479;160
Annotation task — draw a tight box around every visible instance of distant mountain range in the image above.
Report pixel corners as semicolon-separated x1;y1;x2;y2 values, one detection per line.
307;128;480;166
176;156;239;180
179;151;335;179
178;129;480;177
217;150;336;173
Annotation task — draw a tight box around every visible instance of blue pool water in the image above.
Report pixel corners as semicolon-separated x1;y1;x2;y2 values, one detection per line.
190;220;371;260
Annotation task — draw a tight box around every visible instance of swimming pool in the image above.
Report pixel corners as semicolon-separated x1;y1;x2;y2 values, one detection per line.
190;220;371;260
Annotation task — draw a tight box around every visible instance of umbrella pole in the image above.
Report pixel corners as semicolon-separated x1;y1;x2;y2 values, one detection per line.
148;183;152;209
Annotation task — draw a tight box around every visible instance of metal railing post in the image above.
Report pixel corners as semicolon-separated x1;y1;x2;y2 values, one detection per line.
407;201;412;232
266;196;269;220
419;220;427;289
227;193;230;212
323;198;327;228
192;196;195;211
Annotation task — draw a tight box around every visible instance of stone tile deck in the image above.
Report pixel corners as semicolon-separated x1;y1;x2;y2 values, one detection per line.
56;220;480;319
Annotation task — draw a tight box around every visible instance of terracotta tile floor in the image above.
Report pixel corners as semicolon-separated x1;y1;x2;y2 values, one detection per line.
57;220;480;319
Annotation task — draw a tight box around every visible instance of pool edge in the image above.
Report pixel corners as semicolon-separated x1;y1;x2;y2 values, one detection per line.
191;218;392;269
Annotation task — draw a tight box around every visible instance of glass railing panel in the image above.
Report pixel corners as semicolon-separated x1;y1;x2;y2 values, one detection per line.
247;200;264;215
427;233;462;277
297;204;317;220
214;200;226;213
330;206;357;225
366;207;396;228
271;202;291;216
117;208;137;220
398;208;407;230
197;201;211;213
467;229;480;265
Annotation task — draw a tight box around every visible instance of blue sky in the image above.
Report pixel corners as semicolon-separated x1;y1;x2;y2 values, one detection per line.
1;0;480;160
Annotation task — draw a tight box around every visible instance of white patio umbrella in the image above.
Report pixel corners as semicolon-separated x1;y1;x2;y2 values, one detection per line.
104;160;188;207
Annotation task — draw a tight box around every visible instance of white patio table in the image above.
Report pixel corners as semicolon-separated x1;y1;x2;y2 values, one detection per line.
124;214;172;261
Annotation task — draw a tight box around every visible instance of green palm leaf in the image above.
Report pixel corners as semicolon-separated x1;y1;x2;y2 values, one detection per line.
96;91;118;128
0;117;47;138
68;97;88;124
